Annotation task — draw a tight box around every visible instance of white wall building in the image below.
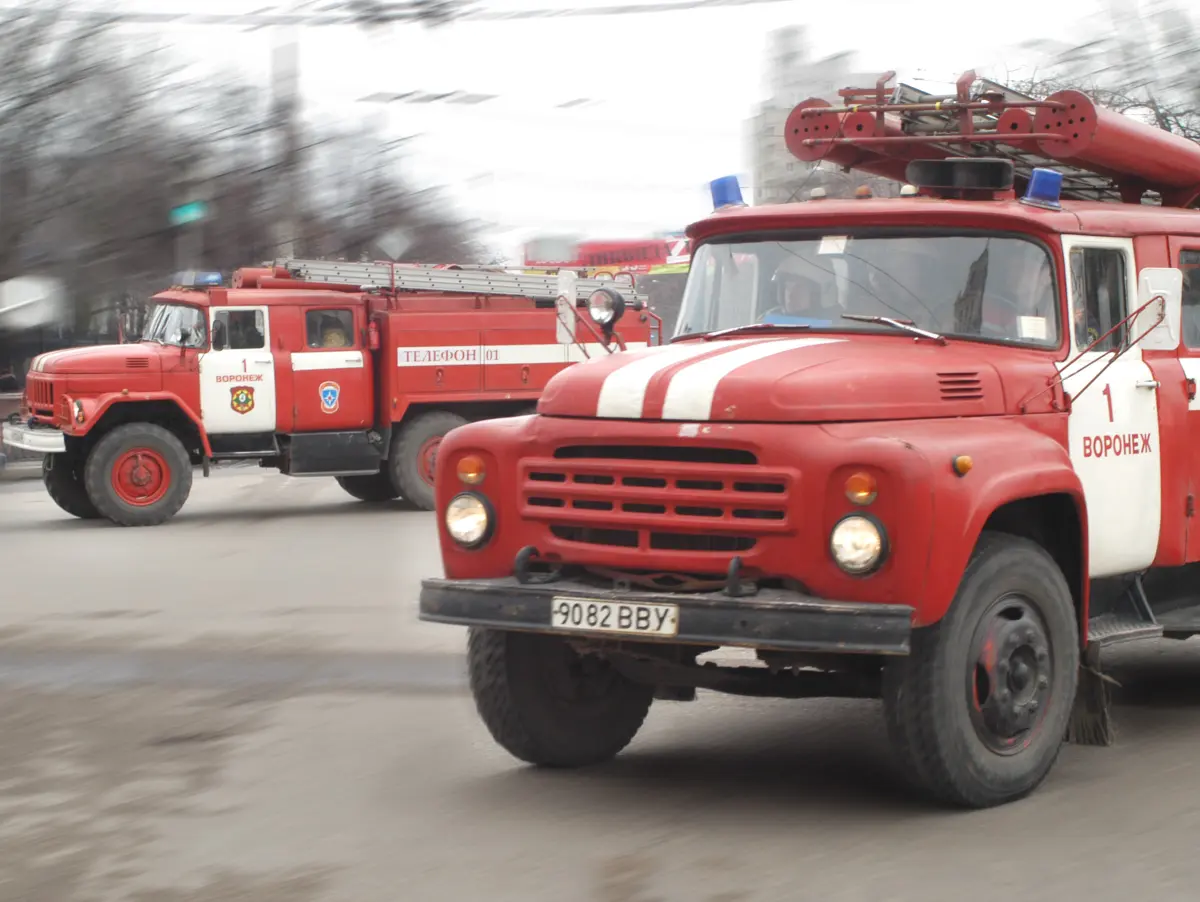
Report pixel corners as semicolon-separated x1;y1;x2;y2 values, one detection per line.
748;27;884;205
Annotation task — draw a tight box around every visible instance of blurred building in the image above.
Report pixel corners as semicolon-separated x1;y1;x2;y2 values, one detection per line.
748;27;897;205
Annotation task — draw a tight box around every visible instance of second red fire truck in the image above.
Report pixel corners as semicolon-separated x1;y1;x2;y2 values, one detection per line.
419;71;1200;808
2;262;657;525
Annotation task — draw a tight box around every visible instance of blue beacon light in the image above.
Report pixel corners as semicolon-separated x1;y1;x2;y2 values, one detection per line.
173;270;223;288
710;175;747;211
1021;168;1063;210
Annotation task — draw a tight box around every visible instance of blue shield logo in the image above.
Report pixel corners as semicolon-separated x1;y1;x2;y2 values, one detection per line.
319;381;340;414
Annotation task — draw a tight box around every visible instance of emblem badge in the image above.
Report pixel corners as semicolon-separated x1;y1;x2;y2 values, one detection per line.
319;381;340;414
230;385;255;415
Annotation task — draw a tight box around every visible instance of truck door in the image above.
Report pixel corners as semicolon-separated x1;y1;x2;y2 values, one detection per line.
291;306;374;432
199;306;277;436
1170;242;1200;559
1059;237;1163;578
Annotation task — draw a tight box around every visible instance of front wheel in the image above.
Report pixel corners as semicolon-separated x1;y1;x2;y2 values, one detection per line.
882;532;1079;808
43;454;100;519
335;471;400;502
467;628;654;768
83;423;193;527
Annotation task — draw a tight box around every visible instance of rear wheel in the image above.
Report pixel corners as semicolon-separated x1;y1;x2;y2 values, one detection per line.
467;628;654;768
335;471;400;502
388;411;467;511
882;532;1078;808
83;423;193;527
42;454;100;519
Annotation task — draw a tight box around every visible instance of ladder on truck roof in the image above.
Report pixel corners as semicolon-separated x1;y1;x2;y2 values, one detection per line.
788;70;1200;208
277;258;648;304
881;76;1121;203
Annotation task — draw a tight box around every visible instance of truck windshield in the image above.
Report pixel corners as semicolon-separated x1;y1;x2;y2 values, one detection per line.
674;233;1059;347
141;303;207;349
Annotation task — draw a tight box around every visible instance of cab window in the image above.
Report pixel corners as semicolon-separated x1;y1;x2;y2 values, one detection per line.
1180;249;1200;348
1069;247;1127;353
211;310;265;351
142;303;207;349
306;309;355;348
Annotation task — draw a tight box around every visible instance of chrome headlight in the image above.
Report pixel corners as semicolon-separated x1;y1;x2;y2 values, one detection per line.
830;514;886;575
445;492;492;548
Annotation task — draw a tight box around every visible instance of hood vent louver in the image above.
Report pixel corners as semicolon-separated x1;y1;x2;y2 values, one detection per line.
938;371;983;401
125;358;151;369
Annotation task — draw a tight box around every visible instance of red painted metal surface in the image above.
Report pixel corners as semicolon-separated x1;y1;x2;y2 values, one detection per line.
431;407;1083;628
16;263;658;479
1031;90;1200;205
418;435;441;486
785;98;953;184
786;71;1200;207
110;447;170;506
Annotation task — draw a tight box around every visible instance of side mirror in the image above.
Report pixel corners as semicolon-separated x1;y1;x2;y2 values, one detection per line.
1135;267;1183;351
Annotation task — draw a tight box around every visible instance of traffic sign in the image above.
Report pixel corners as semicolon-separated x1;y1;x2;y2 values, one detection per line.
169;201;208;226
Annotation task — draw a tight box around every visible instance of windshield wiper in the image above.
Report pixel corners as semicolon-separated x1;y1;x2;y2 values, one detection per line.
671;322;813;343
842;313;946;345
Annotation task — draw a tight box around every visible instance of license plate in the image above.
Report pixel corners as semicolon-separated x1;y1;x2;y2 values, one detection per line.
549;596;680;637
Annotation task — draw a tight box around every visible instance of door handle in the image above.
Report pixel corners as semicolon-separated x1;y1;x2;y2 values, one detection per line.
344;357;361;364
252;357;273;365
1136;380;1160;389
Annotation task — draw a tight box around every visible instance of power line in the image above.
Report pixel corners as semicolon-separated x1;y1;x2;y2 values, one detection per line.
1;0;795;27
467;0;796;19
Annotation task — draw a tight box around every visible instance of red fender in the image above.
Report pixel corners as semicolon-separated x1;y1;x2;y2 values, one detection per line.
69;391;213;457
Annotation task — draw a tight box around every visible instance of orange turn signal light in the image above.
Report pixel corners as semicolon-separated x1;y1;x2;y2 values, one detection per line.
844;471;877;505
457;454;486;485
952;455;973;476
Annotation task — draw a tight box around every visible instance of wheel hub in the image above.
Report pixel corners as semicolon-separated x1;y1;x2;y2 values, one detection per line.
549;643;620;706
418;436;442;486
968;597;1053;754
111;448;170;506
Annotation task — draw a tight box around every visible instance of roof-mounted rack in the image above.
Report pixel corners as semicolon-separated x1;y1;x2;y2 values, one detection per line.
258;258;648;304
785;70;1200;208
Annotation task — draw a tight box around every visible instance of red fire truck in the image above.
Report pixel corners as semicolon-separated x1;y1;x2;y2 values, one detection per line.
2;261;656;525
522;235;691;283
523;235;692;333
419;70;1200;808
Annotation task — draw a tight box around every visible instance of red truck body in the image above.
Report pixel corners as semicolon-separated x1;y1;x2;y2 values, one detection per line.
417;73;1200;809
3;262;657;523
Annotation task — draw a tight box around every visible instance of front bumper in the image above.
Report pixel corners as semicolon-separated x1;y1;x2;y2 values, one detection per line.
1;421;66;454
419;577;913;655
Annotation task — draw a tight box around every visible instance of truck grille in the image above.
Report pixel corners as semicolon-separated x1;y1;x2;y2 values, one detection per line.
522;445;794;553
26;376;54;415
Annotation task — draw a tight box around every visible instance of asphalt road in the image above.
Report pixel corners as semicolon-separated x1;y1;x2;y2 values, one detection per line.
5;470;1200;901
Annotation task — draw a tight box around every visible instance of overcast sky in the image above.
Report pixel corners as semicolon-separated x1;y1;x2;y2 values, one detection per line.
103;0;1106;258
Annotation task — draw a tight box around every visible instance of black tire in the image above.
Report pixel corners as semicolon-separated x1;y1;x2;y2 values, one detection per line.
83;423;193;527
388;411;467;511
335;471;400;502
42;454;100;519
467;627;654;768
882;532;1079;808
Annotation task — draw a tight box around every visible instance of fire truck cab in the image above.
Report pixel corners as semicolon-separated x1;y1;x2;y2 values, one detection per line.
418;72;1200;808
3;262;655;526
